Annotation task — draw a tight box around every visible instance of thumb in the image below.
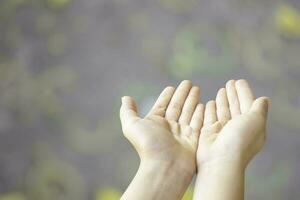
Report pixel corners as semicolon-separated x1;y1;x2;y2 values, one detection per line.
120;96;140;128
250;97;269;118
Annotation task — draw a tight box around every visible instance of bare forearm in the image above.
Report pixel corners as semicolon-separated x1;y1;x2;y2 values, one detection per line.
193;159;245;200
121;159;194;200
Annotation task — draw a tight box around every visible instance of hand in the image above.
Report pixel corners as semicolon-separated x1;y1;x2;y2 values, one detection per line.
197;79;269;168
120;80;205;200
120;80;204;174
193;79;269;200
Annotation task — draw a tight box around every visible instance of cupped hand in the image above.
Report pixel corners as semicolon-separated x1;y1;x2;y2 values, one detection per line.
120;80;204;173
197;79;269;168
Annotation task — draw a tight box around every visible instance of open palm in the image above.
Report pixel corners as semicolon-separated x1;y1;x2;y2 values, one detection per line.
197;80;269;167
120;81;204;168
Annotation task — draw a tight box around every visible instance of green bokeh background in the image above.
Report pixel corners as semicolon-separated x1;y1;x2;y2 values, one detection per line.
0;0;300;199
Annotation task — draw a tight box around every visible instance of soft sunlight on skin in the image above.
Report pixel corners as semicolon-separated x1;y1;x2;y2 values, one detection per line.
194;79;269;200
120;79;269;200
120;80;205;200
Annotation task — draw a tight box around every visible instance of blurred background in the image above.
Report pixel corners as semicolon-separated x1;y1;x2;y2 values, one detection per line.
0;0;300;199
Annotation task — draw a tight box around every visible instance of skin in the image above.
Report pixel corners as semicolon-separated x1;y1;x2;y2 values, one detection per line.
120;79;269;200
120;80;205;200
193;79;269;200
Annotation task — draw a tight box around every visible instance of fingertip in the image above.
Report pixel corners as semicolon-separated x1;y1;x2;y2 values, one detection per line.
180;80;192;87
219;87;226;92
122;96;137;110
121;96;128;103
267;98;271;105
192;86;201;92
235;79;249;88
182;79;192;83
262;96;270;104
190;86;201;96
162;86;176;96
226;79;235;87
198;103;205;109
259;96;270;107
207;100;216;106
165;86;176;91
236;79;247;83
252;96;269;117
216;87;225;97
121;96;131;103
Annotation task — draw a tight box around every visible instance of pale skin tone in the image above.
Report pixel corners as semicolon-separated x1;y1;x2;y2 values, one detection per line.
120;80;204;200
120;79;269;200
194;79;269;200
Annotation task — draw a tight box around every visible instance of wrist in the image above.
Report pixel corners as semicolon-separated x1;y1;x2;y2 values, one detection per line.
196;157;246;190
140;156;195;180
194;157;246;200
198;152;248;171
123;158;194;200
196;156;246;184
199;158;245;177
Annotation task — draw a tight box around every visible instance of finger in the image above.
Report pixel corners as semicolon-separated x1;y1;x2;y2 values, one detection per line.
179;86;200;124
250;97;269;118
165;80;192;121
120;96;140;127
235;79;255;113
190;103;205;132
226;80;241;117
200;121;223;139
146;86;176;117
216;88;231;124
204;100;217;125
